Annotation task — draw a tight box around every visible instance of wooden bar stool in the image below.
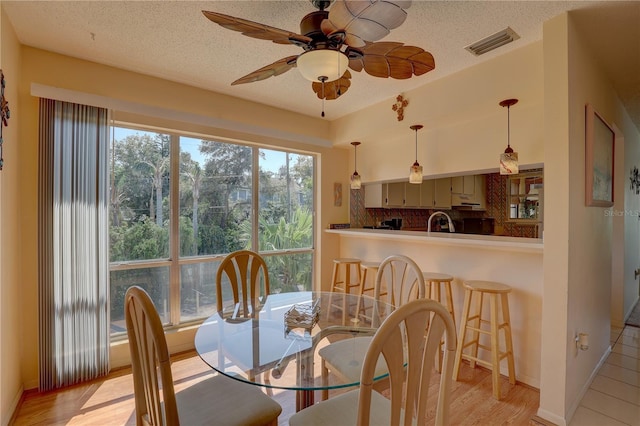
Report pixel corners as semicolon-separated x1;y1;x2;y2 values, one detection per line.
423;272;455;372
327;258;362;324
423;272;456;325
354;261;386;324
452;280;516;400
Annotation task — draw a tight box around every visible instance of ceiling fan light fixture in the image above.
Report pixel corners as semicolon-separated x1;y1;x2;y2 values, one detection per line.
297;49;348;83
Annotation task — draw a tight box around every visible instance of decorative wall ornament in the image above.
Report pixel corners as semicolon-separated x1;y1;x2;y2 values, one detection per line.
630;166;640;195
333;182;342;206
392;94;409;121
0;69;10;170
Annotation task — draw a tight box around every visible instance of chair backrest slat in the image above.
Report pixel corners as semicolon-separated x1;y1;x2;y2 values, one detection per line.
126;286;180;426
357;298;456;426
216;250;270;317
372;255;426;327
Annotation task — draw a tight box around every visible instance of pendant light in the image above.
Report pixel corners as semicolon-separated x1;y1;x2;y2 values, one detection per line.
499;98;519;175
409;124;424;184
350;141;362;189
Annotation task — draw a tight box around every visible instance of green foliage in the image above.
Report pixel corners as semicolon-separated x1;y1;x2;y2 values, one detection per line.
110;216;169;261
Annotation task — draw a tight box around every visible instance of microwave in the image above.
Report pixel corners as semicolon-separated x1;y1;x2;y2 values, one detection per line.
461;218;495;235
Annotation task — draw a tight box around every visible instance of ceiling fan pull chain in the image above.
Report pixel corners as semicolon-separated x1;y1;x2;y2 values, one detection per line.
321;77;326;117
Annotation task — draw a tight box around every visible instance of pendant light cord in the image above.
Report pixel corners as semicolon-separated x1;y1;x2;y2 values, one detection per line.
507;105;511;149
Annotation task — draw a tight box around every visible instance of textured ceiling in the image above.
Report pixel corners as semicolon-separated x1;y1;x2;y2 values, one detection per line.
3;0;638;127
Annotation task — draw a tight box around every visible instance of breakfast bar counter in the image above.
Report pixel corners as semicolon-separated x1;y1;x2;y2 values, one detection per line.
325;227;543;389
326;228;543;253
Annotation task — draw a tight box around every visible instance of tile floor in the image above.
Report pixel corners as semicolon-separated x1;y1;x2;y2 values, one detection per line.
569;325;640;425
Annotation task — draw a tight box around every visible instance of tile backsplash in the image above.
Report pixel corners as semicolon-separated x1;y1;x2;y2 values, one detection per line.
350;170;542;238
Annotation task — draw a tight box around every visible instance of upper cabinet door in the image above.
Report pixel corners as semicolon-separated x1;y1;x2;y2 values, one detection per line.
364;183;385;208
433;178;452;209
451;175;475;195
404;182;421;207
386;182;405;207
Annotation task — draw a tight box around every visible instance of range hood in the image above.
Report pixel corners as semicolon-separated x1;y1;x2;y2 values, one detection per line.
451;193;485;210
452;202;485;211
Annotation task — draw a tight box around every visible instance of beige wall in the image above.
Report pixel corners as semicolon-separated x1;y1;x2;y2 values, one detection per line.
14;46;349;387
1;6;24;424
333;41;545;183
538;12;640;425
331;12;639;425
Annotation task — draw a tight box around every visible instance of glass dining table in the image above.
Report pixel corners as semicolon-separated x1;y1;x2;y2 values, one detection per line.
194;291;393;411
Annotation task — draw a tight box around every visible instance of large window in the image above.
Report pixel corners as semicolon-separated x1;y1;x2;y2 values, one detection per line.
109;127;315;335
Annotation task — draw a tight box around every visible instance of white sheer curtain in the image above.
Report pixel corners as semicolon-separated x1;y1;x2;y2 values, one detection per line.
38;99;110;391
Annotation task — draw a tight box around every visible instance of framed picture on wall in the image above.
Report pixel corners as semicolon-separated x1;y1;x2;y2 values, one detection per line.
585;103;615;207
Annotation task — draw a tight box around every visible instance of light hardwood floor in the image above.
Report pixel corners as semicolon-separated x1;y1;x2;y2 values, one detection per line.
11;349;540;425
11;326;640;425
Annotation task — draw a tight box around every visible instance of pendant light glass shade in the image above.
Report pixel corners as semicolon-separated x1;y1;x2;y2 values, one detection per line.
297;49;348;83
499;99;519;175
350;141;362;189
409;125;424;184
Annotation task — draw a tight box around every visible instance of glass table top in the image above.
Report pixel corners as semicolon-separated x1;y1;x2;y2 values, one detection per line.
194;291;393;393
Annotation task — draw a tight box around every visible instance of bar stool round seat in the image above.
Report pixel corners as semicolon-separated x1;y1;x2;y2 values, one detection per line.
452;280;516;400
422;272;455;322
327;258;362;324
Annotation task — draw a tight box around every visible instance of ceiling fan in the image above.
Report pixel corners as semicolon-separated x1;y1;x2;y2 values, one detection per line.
202;0;435;116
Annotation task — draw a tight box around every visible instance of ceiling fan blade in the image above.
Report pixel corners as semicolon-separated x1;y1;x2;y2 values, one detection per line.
312;70;352;100
231;56;298;85
202;10;312;45
321;0;411;47
349;42;435;79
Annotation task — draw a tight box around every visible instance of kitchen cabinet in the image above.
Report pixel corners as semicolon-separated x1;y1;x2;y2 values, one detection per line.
404;182;421;207
364;183;384;208
473;175;487;209
452;174;486;208
451;175;475;195
420;178;452;209
386;182;405;207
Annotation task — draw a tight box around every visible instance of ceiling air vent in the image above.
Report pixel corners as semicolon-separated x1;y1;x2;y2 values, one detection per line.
465;27;520;56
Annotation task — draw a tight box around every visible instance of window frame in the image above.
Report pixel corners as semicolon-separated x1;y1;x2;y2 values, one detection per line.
109;122;317;338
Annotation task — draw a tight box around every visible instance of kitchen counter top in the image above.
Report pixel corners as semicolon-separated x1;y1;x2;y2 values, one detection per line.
325;228;543;253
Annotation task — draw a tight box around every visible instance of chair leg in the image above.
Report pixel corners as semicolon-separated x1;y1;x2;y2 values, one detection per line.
501;292;516;384
489;293;501;399
326;262;340;320
453;288;472;380
354;267;367;323
469;291;482;368
321;358;329;401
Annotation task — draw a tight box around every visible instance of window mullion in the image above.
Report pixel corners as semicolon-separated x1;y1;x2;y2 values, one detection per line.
169;134;181;325
252;147;259;251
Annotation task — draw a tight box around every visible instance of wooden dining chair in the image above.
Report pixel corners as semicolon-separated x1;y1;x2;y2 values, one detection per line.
318;254;426;400
290;298;457;425
125;286;281;426
216;250;275;387
216;249;270;318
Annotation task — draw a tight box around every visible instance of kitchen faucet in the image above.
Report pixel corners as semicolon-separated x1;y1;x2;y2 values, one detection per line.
427;211;456;233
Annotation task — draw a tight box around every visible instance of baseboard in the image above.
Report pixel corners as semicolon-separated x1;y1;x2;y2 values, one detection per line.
530;414;559;426
624;295;640;326
535;408;566;426
4;384;24;426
